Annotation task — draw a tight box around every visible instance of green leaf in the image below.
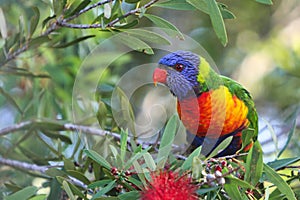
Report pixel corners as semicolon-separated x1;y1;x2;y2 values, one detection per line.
187;0;208;14
197;186;220;195
46;168;67;178
52;35;95;48
62;181;75;200
118;191;140;200
67;170;91;185
224;183;244;200
225;176;255;190
0;86;23;114
84;149;111;170
241;128;255;150
143;152;156;171
29;7;40;37
205;136;233;159
42;15;56;28
66;0;91;18
124;147;151;170
181;146;202;171
116;19;139;29
206;0;228;46
120;129;128;163
28;36;51;49
192;156;203;179
52;0;66;15
125;0;141;4
63;157;75;170
115;33;154;55
28;194;47;200
218;3;235;19
255;0;273;5
277;119;296;158
88;180;112;189
156;115;178;168
91;180;116;200
267;157;300;171
41;131;72;144
144;14;184;40
122;29;171;45
245;140;263;186
154;0;196;10
4;186;38;200
263;163;296;200
4;183;22;193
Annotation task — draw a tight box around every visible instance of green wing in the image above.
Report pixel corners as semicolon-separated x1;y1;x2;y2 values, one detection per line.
220;75;258;142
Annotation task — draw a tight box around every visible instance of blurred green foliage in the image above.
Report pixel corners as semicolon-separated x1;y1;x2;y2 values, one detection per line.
0;0;299;199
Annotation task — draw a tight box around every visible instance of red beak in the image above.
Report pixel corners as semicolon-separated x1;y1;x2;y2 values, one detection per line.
153;68;167;86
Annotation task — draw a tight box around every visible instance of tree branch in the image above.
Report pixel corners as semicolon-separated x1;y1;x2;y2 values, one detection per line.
65;0;114;22
58;0;160;29
1;0;159;66
0;157;50;173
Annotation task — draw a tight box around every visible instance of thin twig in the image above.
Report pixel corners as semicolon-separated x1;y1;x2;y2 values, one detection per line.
65;0;113;22
0;157;90;190
58;0;160;29
0;121;32;136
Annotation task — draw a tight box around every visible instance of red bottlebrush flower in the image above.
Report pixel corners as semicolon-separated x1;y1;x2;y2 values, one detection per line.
140;171;198;200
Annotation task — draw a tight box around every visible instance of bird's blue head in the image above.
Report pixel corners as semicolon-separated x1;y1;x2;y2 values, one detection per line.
153;51;200;100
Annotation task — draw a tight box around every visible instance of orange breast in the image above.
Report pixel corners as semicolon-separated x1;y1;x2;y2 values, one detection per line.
177;86;249;138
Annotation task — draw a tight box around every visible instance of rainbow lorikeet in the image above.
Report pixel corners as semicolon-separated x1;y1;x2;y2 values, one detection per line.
153;51;258;157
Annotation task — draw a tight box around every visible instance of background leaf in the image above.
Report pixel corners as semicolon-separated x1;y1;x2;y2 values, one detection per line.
206;0;228;46
263;163;296;200
156;115;178;168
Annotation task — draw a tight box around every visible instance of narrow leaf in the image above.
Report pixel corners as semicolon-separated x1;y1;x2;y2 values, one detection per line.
66;0;91;18
91;180;116;200
0;87;23;114
88;180;112;189
181;146;202;171
263;163;296;200
245;140;263;186
4;186;37;200
62;181;75;200
124;147;150;170
0;8;7;39
225;176;255;190
143;152;156;171
118;191;140;200
267;157;300;171
206;0;228;46
154;0;196;10
120;129;128;163
52;35;95;48
29;7;40;37
256;0;273;5
115;34;153;54
192;157;203;179
205;136;232;159
42;15;56;28
67;170;91;185
122;29;171;45
144;14;184;40
84;149;111;170
156;115;177;168
277;119;296;158
223;183;244;199
28;36;51;49
187;0;208;14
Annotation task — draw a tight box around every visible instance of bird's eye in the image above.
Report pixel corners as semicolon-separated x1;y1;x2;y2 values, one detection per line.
175;64;184;72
